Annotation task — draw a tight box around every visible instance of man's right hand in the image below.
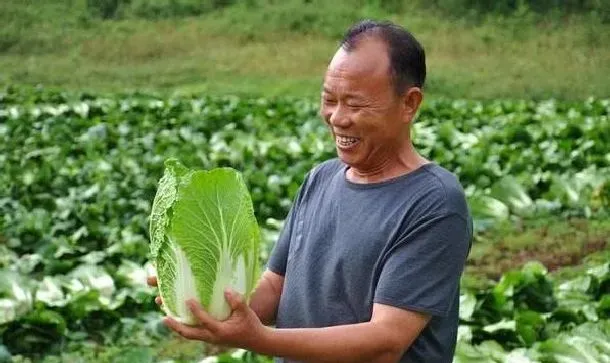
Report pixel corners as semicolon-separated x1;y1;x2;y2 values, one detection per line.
147;275;163;306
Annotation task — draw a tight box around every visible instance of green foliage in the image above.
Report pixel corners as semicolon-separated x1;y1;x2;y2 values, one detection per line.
205;350;273;363
85;0;238;20
454;320;610;362
86;0;121;19
127;0;236;20
456;260;610;361
0;86;609;361
150;161;261;323
423;0;609;19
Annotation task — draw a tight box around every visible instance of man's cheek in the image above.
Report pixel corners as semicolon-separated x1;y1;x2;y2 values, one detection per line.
321;112;332;125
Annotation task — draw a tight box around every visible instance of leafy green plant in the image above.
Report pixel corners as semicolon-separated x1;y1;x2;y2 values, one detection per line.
454;320;610;362
459;260;610;354
0;86;608;361
150;159;261;323
86;0;122;19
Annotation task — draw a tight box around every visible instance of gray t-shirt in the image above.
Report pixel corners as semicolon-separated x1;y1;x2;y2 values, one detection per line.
267;158;472;363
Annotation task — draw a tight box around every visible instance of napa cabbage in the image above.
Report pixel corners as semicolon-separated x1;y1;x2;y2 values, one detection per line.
149;159;261;324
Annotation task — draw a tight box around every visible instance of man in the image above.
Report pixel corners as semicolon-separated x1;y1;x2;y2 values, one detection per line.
149;20;472;362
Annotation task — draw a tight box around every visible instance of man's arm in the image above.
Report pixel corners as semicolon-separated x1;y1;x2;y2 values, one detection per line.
248;269;284;326
254;303;430;363
167;294;431;363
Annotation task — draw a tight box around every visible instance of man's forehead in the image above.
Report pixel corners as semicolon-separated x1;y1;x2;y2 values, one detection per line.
327;37;390;77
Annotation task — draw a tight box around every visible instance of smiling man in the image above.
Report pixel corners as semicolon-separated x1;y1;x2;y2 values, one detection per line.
154;20;472;363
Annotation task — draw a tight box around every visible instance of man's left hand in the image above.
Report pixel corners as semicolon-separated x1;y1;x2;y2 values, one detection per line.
164;289;266;351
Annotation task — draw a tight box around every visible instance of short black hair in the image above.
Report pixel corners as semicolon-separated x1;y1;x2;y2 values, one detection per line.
340;20;426;95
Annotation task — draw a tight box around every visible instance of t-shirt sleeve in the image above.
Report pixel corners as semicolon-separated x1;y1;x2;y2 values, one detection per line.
373;213;471;317
266;202;297;276
266;173;311;276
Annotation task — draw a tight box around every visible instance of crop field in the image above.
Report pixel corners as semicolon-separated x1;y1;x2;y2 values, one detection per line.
1;86;609;362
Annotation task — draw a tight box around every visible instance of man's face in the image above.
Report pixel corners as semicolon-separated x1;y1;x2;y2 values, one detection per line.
320;37;408;171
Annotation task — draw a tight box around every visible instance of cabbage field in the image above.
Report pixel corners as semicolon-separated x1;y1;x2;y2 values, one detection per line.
0;86;609;362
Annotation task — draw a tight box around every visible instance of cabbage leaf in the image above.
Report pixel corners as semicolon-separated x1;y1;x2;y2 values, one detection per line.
149;159;260;324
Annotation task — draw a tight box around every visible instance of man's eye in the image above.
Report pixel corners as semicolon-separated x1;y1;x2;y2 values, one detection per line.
347;103;364;108
324;99;337;104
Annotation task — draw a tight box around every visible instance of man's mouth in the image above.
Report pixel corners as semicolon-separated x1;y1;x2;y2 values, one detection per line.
336;135;360;149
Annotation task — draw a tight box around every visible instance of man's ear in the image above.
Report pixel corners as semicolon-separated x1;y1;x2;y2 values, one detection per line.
402;87;423;124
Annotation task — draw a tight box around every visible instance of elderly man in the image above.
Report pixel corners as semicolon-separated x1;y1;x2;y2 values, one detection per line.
150;19;472;363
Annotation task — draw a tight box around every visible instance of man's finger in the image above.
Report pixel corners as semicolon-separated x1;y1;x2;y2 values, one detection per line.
164;318;199;340
187;300;221;331
164;318;214;342
147;276;158;287
155;296;162;305
224;289;245;311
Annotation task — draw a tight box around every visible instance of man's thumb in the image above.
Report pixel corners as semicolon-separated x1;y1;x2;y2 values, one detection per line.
225;289;245;311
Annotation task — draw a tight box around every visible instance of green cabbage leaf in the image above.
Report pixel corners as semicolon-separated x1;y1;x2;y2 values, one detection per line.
149;159;260;324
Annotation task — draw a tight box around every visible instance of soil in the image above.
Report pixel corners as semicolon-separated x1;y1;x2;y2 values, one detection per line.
466;218;609;280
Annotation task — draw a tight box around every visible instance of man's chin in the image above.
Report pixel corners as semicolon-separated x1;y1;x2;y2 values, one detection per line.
336;151;360;168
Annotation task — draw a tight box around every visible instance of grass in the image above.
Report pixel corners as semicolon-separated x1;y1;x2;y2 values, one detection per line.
1;1;609;99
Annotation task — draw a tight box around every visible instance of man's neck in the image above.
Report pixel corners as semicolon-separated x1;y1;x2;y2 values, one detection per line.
346;143;429;184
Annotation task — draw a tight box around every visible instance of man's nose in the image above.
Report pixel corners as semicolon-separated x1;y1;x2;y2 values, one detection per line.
329;105;352;128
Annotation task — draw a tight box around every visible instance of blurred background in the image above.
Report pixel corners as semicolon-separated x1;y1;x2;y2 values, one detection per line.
2;0;609;98
1;1;609;362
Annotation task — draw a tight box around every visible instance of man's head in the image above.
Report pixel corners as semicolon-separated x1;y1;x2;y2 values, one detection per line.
320;20;426;173
341;20;426;96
